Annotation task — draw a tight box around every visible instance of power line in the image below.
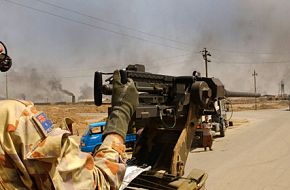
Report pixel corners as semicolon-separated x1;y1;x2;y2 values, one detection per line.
216;60;290;64
44;60;192;78
7;57;192;79
8;0;290;68
59;59;195;78
3;0;190;52
33;53;194;74
135;53;193;64
33;0;193;48
6;0;289;56
211;56;290;65
262;60;290;64
32;1;290;56
211;48;290;55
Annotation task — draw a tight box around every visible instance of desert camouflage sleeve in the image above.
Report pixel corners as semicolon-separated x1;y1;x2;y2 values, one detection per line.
48;133;127;190
0;100;127;190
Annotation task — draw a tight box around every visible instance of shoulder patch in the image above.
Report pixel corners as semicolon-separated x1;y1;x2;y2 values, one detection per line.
32;112;53;138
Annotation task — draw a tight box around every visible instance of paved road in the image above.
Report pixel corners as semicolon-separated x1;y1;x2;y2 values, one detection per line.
185;108;290;190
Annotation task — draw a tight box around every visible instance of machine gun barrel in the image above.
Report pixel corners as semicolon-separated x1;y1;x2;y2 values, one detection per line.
225;90;261;98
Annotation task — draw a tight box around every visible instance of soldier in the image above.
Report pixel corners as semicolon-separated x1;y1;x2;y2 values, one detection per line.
0;70;138;189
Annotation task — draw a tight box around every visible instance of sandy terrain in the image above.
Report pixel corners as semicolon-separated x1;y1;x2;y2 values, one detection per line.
230;98;289;111
35;103;109;135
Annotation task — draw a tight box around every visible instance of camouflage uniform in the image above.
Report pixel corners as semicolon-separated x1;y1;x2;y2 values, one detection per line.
0;100;127;190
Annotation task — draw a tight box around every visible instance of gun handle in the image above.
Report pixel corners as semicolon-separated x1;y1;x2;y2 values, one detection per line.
120;69;128;84
94;71;103;106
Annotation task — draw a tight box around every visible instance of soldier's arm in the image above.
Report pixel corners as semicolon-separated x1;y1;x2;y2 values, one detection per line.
55;133;126;190
0;69;138;190
94;134;127;188
55;70;138;189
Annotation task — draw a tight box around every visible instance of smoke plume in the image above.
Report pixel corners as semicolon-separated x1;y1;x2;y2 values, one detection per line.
78;83;93;100
48;78;74;96
0;66;76;102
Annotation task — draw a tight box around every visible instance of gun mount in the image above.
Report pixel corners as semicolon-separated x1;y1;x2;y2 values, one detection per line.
94;64;258;189
94;64;260;174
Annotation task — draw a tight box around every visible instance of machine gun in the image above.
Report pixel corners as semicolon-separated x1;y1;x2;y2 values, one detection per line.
0;41;12;72
94;64;259;189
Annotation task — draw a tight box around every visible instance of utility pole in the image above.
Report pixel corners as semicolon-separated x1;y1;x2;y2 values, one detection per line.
201;48;211;77
252;70;258;110
280;80;285;98
5;72;8;99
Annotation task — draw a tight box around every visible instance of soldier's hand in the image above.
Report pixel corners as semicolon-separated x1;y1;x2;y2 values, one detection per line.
111;70;138;109
103;70;139;140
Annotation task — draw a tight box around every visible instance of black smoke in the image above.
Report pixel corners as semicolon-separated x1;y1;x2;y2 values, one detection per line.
78;83;93;100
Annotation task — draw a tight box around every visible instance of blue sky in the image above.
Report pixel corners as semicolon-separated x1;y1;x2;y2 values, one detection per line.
1;0;290;100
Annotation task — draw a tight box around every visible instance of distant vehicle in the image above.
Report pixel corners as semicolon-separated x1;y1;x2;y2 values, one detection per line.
210;99;229;137
80;121;137;153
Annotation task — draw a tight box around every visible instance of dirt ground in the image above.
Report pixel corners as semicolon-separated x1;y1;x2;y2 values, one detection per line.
35;98;289;135
230;98;289;111
35;103;109;135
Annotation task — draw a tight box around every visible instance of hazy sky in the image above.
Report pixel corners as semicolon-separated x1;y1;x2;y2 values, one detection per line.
1;0;290;101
